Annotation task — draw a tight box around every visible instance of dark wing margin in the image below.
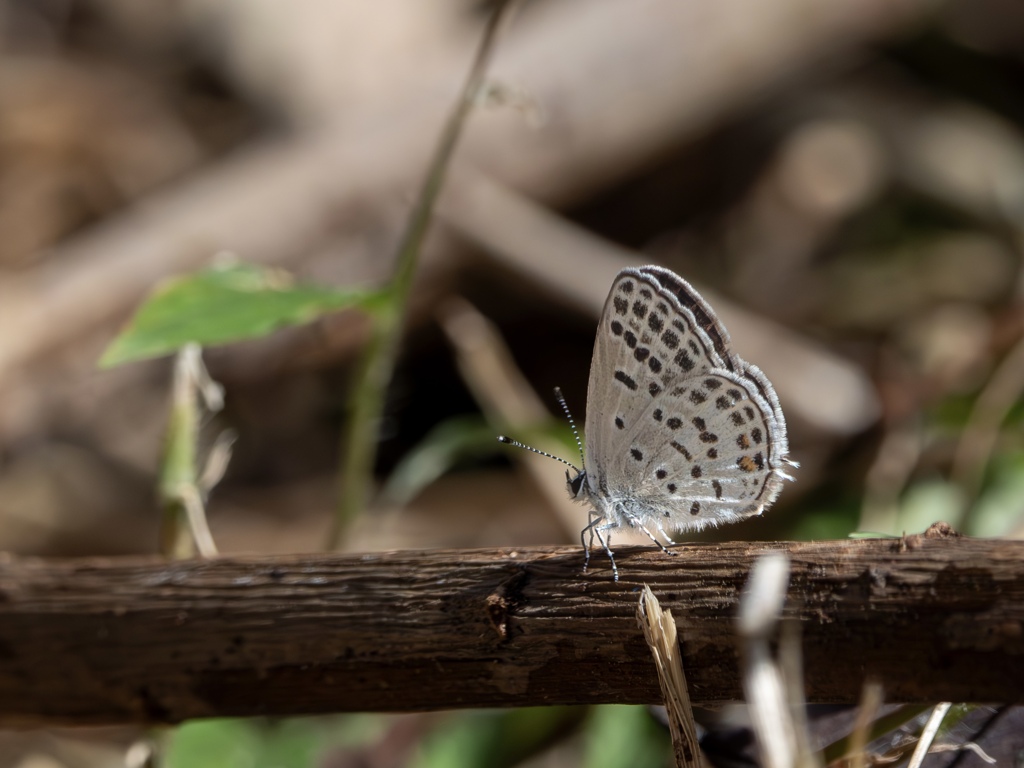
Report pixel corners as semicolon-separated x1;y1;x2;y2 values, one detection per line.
637;265;736;372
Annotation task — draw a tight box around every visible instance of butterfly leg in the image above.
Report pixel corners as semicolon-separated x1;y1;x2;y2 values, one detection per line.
581;512;598;573
624;512;677;556
581;511;602;574
654;520;678;548
592;525;618;582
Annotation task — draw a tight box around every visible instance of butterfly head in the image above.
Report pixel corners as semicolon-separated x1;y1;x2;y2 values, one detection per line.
566;468;588;500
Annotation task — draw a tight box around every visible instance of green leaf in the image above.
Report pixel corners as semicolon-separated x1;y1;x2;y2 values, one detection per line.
165;719;260;768
410;708;583;768
166;715;388;768
582;705;670;768
969;450;1024;536
100;262;385;367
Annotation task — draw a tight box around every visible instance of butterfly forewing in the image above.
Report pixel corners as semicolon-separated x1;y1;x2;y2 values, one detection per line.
584;269;726;494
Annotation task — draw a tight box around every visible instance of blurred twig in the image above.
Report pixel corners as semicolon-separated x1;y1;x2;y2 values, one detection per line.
859;421;924;534
439;167;880;436
906;703;952;768
951;331;1024;527
821;700;930;767
437;297;583;540
846;681;884;768
737;553;808;768
330;0;517;547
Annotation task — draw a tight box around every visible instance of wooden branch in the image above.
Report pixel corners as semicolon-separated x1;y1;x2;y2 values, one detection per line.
1;534;1022;726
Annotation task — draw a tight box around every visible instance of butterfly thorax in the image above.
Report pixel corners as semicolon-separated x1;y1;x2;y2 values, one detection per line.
566;467;634;525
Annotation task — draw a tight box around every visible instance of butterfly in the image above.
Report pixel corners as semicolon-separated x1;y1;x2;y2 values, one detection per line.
501;265;794;580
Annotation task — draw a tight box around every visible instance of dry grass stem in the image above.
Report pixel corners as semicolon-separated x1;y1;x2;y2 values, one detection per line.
906;702;952;768
637;585;704;768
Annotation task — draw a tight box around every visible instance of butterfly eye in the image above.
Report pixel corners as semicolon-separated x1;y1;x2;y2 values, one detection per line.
567;470;587;498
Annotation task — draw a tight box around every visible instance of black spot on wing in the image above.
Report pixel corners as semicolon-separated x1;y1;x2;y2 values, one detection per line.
614;371;638;391
674;350;695;371
670;441;692;460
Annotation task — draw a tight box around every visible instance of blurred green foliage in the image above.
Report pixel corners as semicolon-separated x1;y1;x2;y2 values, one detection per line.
100;262;383;367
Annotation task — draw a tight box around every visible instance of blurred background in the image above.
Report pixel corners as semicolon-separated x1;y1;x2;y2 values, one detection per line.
1;0;1023;765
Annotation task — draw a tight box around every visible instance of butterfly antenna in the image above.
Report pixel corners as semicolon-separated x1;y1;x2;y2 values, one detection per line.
497;436;579;472
553;386;585;470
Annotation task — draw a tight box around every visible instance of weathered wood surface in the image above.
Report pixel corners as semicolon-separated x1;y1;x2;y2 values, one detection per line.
1;535;1022;725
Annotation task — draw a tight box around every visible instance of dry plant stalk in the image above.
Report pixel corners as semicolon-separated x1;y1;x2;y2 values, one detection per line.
737;553;820;768
846;681;884;768
906;702;953;768
159;343;226;558
331;0;517;545
637;585;704;768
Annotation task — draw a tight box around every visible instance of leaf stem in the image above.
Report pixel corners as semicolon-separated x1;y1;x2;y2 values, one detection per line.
330;0;517;547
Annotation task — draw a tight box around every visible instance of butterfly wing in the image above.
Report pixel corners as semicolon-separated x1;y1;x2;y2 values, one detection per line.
620;365;789;530
583;266;790;531
584;268;729;497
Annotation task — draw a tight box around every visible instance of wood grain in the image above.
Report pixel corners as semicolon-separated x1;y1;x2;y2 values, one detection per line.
1;533;1022;725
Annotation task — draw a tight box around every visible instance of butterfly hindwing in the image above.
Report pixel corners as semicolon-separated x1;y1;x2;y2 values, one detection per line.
621;367;787;530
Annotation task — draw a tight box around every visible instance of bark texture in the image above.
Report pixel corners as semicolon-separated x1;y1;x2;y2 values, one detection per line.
1;533;1022;725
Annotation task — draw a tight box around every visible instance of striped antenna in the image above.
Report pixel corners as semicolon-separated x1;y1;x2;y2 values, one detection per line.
497;435;579;473
553;387;585;470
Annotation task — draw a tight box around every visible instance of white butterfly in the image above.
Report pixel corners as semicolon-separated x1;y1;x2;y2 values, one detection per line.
502;265;794;580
